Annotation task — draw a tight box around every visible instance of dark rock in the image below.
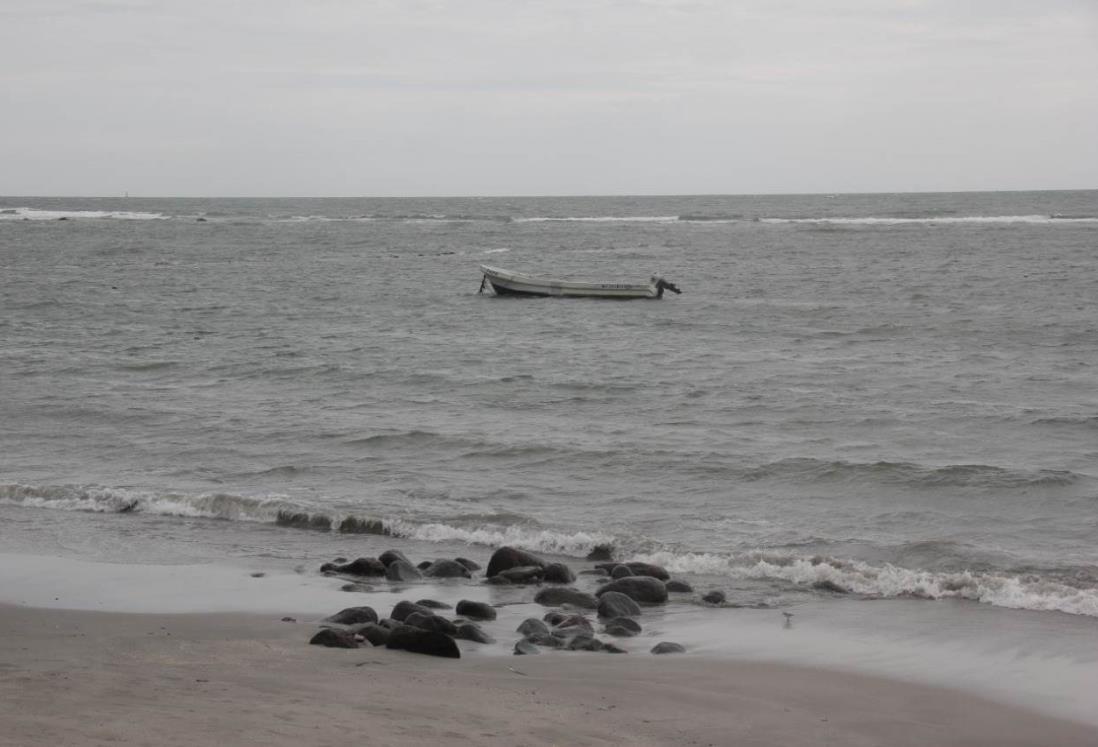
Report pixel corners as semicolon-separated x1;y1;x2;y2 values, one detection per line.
424;559;472;579
517;618;551;638
514;639;540;655
597;591;642;619
454;622;494;644
701;590;727;605
527;632;565;649
309;628;359;648
378;618;401;630
596;577;668;605
379;549;411;567
542;611;567;626
623;562;670;581
483;575;513;586
603;642;628;653
415;599;451;610
195;217;207;222
586;544;615;562
277;511;331;531
340;582;375;593
813;580;849;594
603;617;642;637
541;562;576;584
386;560;423;582
651;641;686;655
338;516;389;534
566;634;604;652
553;614;593;633
610;564;634;579
454;557;481;572
386;626;460;658
534;587;598;609
404;612;458;636
486;546;547;578
250;572;265;578
280;616;296;623
416;560;433;570
323;557;386;577
579;568;609;576
324;606;379;625
349;622;391;647
665;579;694;593
498;565;545;584
455;599;496;621
390;600;433;622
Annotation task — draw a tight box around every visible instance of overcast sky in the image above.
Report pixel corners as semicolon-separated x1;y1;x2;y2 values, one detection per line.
2;0;1095;196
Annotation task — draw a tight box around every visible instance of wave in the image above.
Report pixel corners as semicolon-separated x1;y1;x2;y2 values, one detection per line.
759;215;1098;225
0;207;168;221
742;458;1082;488
513;216;679;223
632;550;1098;618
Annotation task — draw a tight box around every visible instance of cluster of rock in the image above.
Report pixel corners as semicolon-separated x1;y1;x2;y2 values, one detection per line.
309;545;717;658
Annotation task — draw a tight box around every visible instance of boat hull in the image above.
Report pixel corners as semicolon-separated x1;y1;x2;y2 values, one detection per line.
480;265;660;300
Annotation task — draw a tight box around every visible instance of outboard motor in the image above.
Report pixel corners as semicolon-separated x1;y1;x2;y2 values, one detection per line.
652;277;682;299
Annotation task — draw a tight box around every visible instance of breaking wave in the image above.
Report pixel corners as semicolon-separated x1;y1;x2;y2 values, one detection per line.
741;458;1082;488
0;207;167;221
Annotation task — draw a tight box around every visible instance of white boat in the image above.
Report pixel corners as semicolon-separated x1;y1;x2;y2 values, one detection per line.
479;265;681;300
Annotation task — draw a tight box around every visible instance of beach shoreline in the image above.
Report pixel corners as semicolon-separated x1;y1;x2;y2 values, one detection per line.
2;602;1095;747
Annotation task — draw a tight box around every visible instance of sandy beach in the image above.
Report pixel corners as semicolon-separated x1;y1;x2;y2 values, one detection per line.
1;603;1094;747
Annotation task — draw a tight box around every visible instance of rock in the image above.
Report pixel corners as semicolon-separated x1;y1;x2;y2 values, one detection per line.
610;564;634;579
603;617;642;637
324;606;379;625
416;560;433;570
527;632;565;648
379;549;411;567
280;616;296;623
385;626;460;658
812;580;848;594
701;590;727;605
404;612;458;636
579;568;609;576
534;587;598;609
350;623;391;647
498;565;545;584
340;582;375;593
390;600;433;622
338;516;389;534
483;575;513;586
597;591;642;619
454;557;481;572
378;618;401;630
385;560;423;582
623;562;671;581
424;559;472;579
651;641;686;655
277;511;331;531
542;611;567;627
541;562;576;584
454;622;494;644
586;544;615;562
665;579;694;593
553;614;593;633
517;618;551;638
514;639;540;655
486;546;547;578
596;577;668;605
566;634;604;652
309;628;359;648
603;642;628;654
321;557;386;577
455;600;496;621
415;599;451;610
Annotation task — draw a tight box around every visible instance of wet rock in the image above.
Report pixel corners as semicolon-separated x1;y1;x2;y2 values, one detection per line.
483;575;513;586
603;617;642;637
415;599;451;610
454;622;494;644
498;565;545;584
651;641;686;655
281;617;296;623
338;516;389;534
812;580;849;594
416;560;433;570
385;560;422;582
514;639;540;655
378;618;401;630
603;642;628;654
596;577;668;605
455;600;496;621
390;600;433;622
610;564;634;579
321;557;386;577
348;622;391;646
553;614;593;633
542;611;568;627
424;559;472;579
623;562;670;581
597;591;642;619
324;606;379;625
340;582;375;593
386;626;461;658
454;557;481;572
278;511;331;531
566;634;604;652
586;544;615;562
379;549;411;567
517;618;551;638
541;562;576;584
404;612;458;636
534;587;598;609
527;632;565;648
309;628;359;649
486;546;547;578
701;590;727;605
665;579;694;593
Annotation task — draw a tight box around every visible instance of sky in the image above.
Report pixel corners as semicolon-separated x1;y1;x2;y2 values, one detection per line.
1;0;1096;196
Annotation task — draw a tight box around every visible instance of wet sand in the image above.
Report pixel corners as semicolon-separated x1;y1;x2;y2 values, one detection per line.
1;603;1094;747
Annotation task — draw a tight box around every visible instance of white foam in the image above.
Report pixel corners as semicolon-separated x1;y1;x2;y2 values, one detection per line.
392;520;615;557
760;215;1098;225
0;207;167;221
512;216;679;223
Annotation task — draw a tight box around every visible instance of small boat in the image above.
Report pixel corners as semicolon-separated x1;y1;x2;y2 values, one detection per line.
479;265;681;299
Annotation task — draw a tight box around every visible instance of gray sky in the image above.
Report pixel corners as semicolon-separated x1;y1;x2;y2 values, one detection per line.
2;0;1096;196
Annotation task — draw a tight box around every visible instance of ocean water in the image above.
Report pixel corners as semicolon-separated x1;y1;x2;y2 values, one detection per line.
1;191;1096;623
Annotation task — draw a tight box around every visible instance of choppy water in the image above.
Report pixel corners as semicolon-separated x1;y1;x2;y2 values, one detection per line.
2;191;1097;617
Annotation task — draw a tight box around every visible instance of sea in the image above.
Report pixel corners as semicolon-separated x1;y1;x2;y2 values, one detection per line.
2;191;1096;719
